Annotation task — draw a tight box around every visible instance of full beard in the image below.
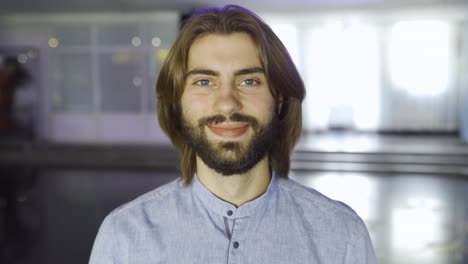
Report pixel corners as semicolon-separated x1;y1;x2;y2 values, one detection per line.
181;112;278;176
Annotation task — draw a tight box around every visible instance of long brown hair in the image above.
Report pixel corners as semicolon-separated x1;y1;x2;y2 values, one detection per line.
156;5;305;186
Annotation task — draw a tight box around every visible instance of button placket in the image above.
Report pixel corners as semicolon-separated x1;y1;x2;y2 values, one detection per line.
227;217;247;264
224;208;236;240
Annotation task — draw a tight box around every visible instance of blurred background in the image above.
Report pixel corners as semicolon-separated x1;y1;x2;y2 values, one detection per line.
1;0;468;263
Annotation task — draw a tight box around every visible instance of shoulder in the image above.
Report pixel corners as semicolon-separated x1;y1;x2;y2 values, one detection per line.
276;177;366;240
277;177;358;217
90;180;184;263
275;177;376;261
104;178;185;225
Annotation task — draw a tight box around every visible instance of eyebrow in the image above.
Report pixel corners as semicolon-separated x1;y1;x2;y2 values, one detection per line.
234;67;265;76
186;67;265;77
186;69;218;76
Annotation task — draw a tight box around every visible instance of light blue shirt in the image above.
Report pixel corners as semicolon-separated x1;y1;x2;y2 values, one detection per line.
89;174;377;263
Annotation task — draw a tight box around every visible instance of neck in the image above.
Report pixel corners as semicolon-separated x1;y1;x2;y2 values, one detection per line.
196;155;271;207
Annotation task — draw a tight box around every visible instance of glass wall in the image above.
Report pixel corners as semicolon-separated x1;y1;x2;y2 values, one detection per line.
264;13;462;132
43;14;178;143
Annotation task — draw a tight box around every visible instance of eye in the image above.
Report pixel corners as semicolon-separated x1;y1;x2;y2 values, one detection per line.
240;79;259;86
194;79;212;86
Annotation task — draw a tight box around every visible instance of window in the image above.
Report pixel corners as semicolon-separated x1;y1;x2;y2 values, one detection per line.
388;20;452;96
304;19;381;130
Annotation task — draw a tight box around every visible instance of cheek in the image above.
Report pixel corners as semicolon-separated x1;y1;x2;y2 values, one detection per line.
180;94;189;114
181;94;206;119
248;95;276;119
180;94;194;122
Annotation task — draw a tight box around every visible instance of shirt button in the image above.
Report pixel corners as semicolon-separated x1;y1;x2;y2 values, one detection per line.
233;241;240;249
227;210;233;216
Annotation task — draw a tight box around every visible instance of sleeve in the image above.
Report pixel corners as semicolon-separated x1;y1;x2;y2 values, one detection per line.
89;213;122;264
346;216;378;264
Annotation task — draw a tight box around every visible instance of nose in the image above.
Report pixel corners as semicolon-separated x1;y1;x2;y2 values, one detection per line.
213;82;242;115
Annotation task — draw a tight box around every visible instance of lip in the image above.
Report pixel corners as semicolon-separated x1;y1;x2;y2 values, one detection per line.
207;122;249;138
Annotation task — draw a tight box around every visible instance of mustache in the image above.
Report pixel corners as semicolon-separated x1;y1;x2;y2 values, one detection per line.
198;113;259;128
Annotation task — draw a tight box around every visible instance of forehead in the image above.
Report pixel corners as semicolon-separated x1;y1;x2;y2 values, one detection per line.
187;32;262;71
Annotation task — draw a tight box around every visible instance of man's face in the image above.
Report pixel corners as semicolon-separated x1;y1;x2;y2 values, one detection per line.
180;32;278;176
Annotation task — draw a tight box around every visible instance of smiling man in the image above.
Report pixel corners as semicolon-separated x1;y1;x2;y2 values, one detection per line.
89;5;377;264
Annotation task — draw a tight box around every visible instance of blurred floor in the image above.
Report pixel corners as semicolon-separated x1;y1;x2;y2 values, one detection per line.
298;131;468;154
0;131;467;264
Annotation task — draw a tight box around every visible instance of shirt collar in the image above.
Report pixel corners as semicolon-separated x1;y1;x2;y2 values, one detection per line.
191;172;278;219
